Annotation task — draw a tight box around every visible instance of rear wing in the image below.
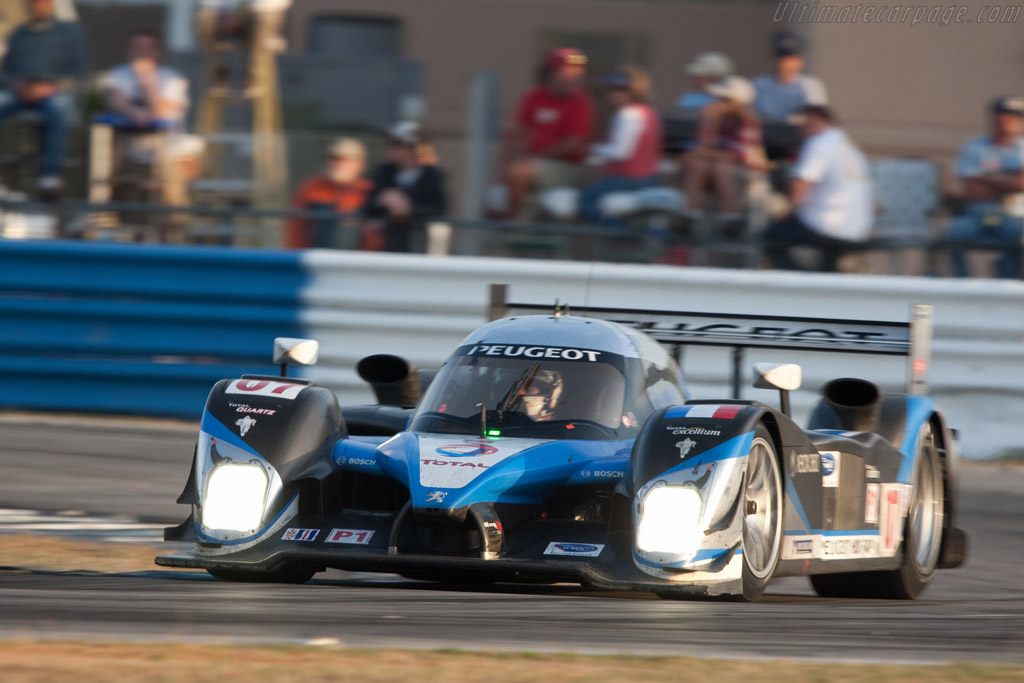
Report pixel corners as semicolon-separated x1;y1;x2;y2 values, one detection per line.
487;284;933;396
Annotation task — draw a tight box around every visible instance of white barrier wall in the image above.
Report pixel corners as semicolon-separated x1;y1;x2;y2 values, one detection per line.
298;251;1024;459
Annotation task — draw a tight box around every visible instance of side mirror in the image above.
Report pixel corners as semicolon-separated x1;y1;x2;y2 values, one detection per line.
273;338;319;377
752;363;801;416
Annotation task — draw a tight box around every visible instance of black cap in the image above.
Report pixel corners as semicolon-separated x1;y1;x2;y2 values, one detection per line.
773;31;803;57
991;95;1024;116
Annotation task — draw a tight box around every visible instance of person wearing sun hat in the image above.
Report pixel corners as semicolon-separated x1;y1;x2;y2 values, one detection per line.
680;74;767;233
676;51;735;113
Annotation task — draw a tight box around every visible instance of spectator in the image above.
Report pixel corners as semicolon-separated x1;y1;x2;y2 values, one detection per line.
676;52;734;113
579;67;663;224
494;47;596;218
763;105;873;271
752;31;828;124
101;29;189;131
681;75;766;233
285;137;372;249
196;0;291;91
946;96;1024;279
363;121;448;253
0;0;89;191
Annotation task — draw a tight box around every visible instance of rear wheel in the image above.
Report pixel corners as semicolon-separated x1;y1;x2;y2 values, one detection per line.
206;563;318;584
740;426;783;601
811;422;944;599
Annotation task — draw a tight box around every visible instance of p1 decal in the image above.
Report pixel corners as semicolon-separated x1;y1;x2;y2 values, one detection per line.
436;442;499;458
325;529;374;545
282;528;319;542
544;542;605;557
226;380;305;400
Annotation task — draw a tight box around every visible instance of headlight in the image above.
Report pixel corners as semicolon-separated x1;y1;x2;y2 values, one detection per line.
202;463;269;532
636;486;703;556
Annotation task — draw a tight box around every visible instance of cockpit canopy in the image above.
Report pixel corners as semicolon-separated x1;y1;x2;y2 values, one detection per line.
411;318;687;441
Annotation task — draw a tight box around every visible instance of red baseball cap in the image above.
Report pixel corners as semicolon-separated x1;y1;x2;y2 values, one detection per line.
546;47;587;70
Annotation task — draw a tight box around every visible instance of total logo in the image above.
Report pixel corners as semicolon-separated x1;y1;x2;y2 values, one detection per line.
435;442;500;458
422;458;488;469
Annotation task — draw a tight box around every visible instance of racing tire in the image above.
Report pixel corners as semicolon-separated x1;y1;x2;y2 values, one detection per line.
810;422;944;599
739;426;784;601
206;563;318;584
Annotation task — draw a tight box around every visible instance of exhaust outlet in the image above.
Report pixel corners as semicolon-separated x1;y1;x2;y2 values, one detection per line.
811;377;882;433
356;354;423;407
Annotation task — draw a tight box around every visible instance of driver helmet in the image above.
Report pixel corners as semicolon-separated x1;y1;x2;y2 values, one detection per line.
520;371;563;422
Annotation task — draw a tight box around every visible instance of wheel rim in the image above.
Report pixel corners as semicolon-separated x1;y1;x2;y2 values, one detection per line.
910;428;944;572
743;437;782;579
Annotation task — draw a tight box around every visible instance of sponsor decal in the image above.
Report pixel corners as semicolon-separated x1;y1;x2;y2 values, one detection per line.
435;442;499;458
591;470;623;479
865;482;880;524
282;528;319;542
543;542;605;557
821;451;840;488
792;539;814;555
325;528;374;545
464;345;602;362
684;404;743;420
226;379;305;401
879;483;903;555
235;415;257;437
229;402;276;416
669;427;722;436
865;465;881;480
426;490;448;503
421;458;488;469
822;535;878;560
676;438;698;458
343;458;375;467
789;451;820;474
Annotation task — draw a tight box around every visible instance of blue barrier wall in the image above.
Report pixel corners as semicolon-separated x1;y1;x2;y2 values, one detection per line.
0;241;307;418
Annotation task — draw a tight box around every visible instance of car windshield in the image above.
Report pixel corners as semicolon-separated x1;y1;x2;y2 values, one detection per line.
410;344;643;441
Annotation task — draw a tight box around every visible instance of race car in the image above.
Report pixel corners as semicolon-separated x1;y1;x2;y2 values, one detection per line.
157;287;967;599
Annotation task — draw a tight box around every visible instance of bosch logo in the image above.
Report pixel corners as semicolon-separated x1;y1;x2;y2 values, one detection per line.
435;443;499;457
591;470;623;479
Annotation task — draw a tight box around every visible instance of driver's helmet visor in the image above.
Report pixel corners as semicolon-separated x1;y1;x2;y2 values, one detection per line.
412;343;628;430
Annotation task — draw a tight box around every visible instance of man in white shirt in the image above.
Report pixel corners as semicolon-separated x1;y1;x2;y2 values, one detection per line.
102;29;189;130
752;32;829;124
764;105;873;271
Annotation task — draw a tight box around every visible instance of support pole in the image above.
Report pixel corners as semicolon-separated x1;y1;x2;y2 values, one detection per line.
731;347;744;399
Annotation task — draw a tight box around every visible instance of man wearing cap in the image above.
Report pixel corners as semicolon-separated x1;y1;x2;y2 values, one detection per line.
946;96;1024;278
763;105;872;271
681;75;766;232
363;121;447;253
676;52;734;113
496;47;596;218
579;67;663;224
285;137;372;249
752;31;828;124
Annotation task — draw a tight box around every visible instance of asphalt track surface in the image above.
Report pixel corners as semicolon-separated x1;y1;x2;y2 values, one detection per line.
0;416;1022;663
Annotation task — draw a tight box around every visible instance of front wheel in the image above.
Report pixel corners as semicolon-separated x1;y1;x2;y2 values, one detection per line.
740;426;783;601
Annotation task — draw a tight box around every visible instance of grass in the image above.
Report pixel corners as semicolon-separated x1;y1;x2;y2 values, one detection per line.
0;641;1021;682
0;533;184;574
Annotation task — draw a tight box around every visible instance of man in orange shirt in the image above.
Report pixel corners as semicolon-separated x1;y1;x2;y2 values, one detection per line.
285;137;372;249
